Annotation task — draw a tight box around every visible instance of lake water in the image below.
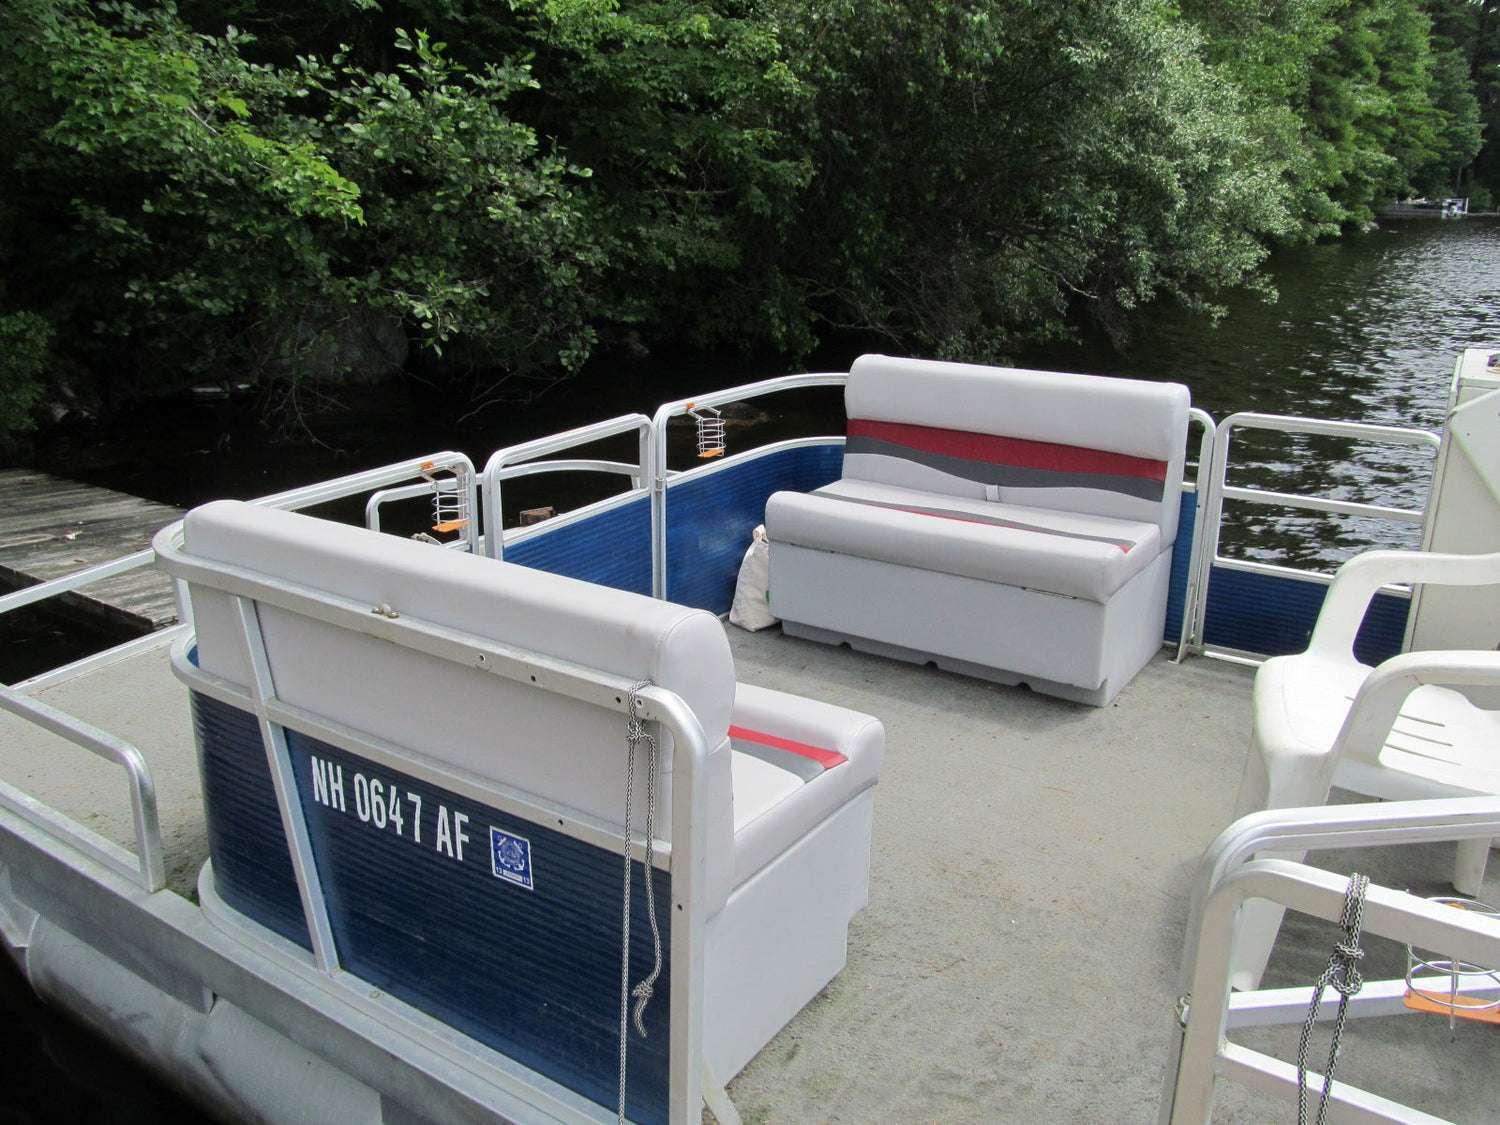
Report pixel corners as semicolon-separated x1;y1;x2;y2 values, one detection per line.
3;215;1499;1121
1014;216;1500;566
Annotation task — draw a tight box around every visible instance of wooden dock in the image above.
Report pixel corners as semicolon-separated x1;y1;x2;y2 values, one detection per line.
0;470;184;634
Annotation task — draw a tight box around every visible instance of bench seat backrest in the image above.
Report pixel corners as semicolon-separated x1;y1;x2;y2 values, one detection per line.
843;355;1191;539
181;499;738;907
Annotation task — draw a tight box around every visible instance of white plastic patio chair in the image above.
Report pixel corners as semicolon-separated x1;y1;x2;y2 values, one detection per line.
1229;546;1500;990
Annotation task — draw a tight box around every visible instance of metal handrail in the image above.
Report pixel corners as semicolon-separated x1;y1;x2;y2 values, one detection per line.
1185;412;1441;655
0;548;156;620
362;455;480;554
1;450;481;900
1161;799;1500;1125
1175;408;1218;661
1202;413;1439;554
251;451;478;516
479;413;653;561
1176;796;1500;992
0;683;165;891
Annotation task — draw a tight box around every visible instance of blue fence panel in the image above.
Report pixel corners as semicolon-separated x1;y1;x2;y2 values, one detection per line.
499;442;844;611
1165;492;1197;643
503;495;653;596
192;691;312;951
1203;565;1409;664
664;444;844;613
190;690;672;1124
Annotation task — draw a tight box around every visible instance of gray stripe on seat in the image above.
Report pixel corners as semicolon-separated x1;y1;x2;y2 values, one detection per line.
731;738;824;783
844;436;1166;502
815;491;1142;551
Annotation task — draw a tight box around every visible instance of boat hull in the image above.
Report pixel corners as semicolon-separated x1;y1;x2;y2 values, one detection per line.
0;802;618;1125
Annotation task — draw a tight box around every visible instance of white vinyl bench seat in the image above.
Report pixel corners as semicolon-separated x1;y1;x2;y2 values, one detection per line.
766;355;1191;705
727;682;881;888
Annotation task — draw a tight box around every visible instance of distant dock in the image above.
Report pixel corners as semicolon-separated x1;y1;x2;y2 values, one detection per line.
0;470;183;634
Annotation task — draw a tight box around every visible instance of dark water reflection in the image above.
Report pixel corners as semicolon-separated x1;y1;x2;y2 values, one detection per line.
1022;217;1500;424
4;217;1500;1121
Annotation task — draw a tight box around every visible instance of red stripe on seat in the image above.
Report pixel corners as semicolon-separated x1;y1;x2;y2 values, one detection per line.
848;419;1167;482
728;725;847;769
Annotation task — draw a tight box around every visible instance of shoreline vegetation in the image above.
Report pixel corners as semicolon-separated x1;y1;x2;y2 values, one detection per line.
2;0;1499;449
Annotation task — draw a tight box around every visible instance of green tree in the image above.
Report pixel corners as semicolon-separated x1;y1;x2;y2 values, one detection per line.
0;0;598;432
175;0;818;357
1185;0;1481;230
495;0;813;354
766;0;1296;356
3;0;1489;441
1426;0;1500;206
1418;44;1484;195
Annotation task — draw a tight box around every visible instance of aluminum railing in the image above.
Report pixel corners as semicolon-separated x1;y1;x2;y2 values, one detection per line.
1161;797;1500;1125
1183;413;1441;657
1172;408;1218;661
0;393;1450;898
1;451;478;895
648;373;847;600
480;413;654;562
362;452;480;554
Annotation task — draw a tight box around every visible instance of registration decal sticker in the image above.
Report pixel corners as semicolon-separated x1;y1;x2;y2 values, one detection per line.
490;826;535;890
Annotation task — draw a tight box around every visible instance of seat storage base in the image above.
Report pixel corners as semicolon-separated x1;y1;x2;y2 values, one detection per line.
703;790;875;1080
772;544;1172;706
780;621;1112;706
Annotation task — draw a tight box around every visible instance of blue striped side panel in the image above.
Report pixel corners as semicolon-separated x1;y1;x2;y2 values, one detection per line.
1164;492;1196;643
1203;566;1409;664
192;692;312;950
502;443;844;613
664;444;844;612
190;693;672;1124
504;495;653;596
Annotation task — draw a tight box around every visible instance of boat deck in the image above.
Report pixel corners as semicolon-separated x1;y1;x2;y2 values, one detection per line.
4;621;1494;1123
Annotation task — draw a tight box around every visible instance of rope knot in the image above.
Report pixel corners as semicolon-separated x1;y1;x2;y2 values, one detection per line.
1296;872;1371;1125
1326;940;1365;995
631;979;655;1037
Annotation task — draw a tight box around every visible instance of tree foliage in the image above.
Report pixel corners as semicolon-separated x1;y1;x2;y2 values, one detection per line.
1;0;597;429
1427;0;1500;207
1183;0;1483;230
0;0;1493;440
768;0;1297;356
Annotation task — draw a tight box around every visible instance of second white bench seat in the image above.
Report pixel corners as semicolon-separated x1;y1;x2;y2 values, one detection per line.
765;354;1191;705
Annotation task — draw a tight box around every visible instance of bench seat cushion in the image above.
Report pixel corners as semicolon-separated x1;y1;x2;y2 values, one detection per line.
765;479;1161;602
728;683;884;887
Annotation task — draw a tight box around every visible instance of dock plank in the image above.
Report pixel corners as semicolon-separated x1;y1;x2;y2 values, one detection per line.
0;469;184;633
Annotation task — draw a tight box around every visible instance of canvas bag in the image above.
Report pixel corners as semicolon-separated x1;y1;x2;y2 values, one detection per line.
728;524;777;631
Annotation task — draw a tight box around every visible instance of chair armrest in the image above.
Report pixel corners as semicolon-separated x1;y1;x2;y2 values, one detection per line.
1334;648;1500;765
1309;548;1500;659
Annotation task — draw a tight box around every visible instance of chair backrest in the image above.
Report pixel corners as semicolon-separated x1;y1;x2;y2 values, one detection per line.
181;500;738;902
843;354;1191;539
